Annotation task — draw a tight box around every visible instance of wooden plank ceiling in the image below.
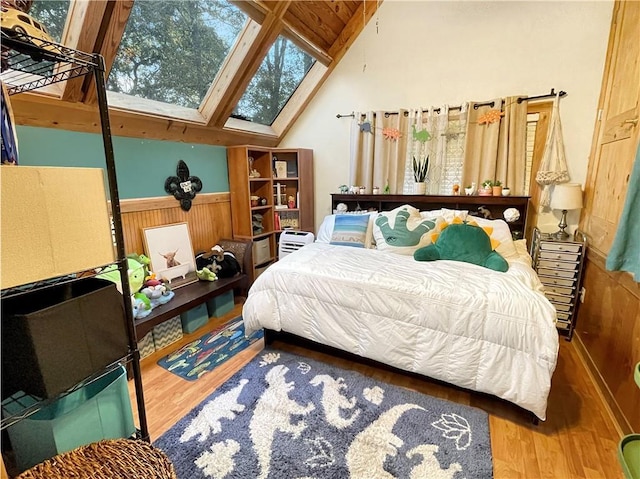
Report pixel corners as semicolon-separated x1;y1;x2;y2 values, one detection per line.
6;0;379;147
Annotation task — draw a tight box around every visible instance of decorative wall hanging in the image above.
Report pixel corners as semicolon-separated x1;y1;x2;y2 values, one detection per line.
382;127;401;140
164;160;203;211
477;109;504;125
411;124;431;143
359;121;372;133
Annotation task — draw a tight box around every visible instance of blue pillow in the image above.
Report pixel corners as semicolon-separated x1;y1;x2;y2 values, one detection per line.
330;214;369;248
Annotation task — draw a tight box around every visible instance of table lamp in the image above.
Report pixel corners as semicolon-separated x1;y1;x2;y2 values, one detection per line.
550;183;583;239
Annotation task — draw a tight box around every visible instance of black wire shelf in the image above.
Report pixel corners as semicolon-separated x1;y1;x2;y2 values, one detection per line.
1;29;99;95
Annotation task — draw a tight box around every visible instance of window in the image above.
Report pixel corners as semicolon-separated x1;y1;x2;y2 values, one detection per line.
233;35;316;125
107;0;246;110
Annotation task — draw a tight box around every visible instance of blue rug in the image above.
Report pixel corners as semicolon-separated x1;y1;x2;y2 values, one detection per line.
157;316;263;381
155;348;493;478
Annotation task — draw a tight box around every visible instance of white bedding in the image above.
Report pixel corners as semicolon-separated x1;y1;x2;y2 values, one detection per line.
243;242;559;420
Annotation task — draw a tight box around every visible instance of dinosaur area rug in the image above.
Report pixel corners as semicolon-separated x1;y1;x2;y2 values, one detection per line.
157;316;263;381
154;348;493;478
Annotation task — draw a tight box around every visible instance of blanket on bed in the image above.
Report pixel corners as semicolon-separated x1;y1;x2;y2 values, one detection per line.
243;242;559;420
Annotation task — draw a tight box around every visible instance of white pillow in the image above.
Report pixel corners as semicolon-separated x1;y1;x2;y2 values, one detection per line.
419;208;444;220
440;208;470;222
316;212;377;248
470;217;518;260
373;204;443;255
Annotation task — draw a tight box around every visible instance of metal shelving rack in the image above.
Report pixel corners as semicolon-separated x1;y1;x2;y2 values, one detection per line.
0;31;148;441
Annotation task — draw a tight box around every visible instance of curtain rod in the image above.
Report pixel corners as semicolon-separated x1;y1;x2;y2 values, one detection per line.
517;88;567;104
336;88;567;118
336;105;464;119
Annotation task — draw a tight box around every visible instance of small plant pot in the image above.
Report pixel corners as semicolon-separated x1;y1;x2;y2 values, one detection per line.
414;182;427;194
479;187;493;196
501;188;511;196
464;187;474;196
492;186;503;196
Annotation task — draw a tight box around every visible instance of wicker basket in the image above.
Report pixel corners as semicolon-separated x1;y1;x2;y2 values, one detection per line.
16;438;177;479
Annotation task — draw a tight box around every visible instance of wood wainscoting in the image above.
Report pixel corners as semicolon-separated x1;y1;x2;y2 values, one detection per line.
574;249;640;435
117;192;233;256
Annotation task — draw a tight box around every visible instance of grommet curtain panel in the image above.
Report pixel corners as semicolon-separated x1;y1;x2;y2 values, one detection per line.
462;96;528;195
349;110;409;194
402;106;452;195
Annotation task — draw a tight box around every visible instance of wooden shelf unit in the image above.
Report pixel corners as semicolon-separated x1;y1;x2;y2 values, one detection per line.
228;146;314;282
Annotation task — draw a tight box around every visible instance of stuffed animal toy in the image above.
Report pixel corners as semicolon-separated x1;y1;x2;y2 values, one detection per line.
413;220;509;272
210;245;242;278
96;257;147;294
196;245;241;279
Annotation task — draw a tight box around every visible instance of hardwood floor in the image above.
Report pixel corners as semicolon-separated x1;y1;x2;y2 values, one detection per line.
130;303;624;479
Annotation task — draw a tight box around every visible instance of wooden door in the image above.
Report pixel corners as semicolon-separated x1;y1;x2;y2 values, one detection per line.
581;0;640;255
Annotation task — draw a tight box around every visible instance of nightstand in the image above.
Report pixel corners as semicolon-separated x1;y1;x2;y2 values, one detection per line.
530;227;587;341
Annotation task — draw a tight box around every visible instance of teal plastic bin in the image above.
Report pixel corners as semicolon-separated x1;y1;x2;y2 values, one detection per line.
180;303;209;333
206;290;234;318
2;365;135;473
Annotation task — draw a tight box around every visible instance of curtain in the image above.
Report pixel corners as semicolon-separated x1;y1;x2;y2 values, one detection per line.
350;110;409;194
402;106;461;194
462;96;528;191
497;96;528;195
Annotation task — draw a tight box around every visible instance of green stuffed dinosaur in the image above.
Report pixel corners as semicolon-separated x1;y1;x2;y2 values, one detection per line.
96;257;147;293
413;221;509;272
375;208;436;247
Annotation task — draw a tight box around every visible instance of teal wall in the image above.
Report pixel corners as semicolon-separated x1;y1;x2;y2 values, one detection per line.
15;126;229;199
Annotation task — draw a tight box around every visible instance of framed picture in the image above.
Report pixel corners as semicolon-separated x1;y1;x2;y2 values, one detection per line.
143;222;197;288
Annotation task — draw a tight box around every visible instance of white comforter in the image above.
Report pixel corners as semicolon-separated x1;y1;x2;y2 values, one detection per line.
243;242;559;420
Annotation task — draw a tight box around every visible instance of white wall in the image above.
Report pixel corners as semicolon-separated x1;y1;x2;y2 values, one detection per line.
281;0;612;234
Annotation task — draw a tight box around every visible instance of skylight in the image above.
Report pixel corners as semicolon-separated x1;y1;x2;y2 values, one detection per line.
107;0;246;110
233;34;316;126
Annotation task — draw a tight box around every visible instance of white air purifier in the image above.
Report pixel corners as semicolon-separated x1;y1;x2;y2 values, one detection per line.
278;230;315;259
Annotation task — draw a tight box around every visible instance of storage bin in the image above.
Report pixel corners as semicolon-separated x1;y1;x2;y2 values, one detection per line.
2;365;135;473
1;278;129;400
206;291;235;318
255;264;269;279
179;303;209;334
252;237;271;266
137;331;155;359
153;316;184;349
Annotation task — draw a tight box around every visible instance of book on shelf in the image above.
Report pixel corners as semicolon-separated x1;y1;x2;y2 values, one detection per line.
274;160;287;179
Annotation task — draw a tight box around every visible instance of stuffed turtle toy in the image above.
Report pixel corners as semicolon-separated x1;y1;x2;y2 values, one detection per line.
413;220;509;272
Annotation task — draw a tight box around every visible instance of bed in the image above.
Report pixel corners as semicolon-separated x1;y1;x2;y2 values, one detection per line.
242;205;559;421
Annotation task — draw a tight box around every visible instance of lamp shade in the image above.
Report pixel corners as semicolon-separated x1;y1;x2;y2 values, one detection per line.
551;183;583;211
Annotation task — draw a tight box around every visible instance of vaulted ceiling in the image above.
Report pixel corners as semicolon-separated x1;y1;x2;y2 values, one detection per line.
6;0;380;147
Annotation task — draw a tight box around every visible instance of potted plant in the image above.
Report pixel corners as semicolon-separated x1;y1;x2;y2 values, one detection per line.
464;183;476;196
501;186;511;196
492;180;503;196
479;179;493;196
412;155;429;194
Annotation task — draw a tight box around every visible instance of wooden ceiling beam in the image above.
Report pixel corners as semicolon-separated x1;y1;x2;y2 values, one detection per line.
328;0;380;63
61;0;108;102
11;93;279;147
83;0;134;105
